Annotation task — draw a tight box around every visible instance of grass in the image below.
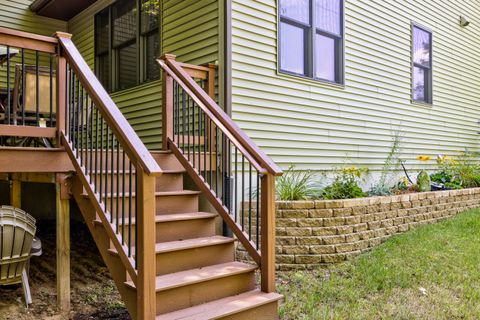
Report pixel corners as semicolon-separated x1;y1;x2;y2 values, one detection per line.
278;209;480;320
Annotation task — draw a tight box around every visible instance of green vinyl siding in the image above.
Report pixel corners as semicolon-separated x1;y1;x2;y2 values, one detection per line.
231;0;480;171
0;0;66;34
68;0;219;149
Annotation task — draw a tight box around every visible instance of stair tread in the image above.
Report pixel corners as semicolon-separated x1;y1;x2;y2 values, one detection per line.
108;236;234;257
125;262;257;292
93;212;217;226
155;289;282;320
155;236;235;253
82;190;201;198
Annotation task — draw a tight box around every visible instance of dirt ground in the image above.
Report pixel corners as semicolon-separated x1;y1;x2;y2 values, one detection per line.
0;220;131;320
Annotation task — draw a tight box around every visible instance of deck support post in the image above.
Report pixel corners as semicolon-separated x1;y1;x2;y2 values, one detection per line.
9;177;21;207
56;173;71;313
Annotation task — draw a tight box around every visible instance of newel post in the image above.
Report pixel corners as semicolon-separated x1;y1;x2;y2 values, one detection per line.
135;167;157;319
161;54;176;150
54;32;71;144
260;173;276;293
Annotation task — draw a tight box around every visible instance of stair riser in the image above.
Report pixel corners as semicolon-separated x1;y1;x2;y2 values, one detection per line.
156;173;184;192
102;193;199;217
151;152;184;171
156;194;199;214
156;271;256;315
156;242;234;275
220;301;280;320
90;172;183;193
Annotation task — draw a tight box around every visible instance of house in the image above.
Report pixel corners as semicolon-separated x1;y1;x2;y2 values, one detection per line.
0;0;478;319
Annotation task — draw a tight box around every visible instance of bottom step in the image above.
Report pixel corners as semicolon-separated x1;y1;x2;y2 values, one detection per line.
155;289;282;320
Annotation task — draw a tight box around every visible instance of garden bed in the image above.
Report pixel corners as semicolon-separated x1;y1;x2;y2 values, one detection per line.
238;188;480;270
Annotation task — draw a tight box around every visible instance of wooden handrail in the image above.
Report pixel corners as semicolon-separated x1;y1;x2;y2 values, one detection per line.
159;60;268;175
56;33;162;176
158;56;283;177
0;27;58;54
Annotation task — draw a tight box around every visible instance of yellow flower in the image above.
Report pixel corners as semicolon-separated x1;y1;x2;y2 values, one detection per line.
416;155;432;162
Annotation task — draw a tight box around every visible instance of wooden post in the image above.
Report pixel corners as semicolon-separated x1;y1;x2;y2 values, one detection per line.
260;173;276;293
135;169;156;319
56;54;67;144
161;54;176;151
56;173;71;313
206;63;216;100
9;177;21;208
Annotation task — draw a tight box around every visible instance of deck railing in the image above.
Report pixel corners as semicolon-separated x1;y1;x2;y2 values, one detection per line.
0;27;58;147
158;54;282;292
0;28;160;319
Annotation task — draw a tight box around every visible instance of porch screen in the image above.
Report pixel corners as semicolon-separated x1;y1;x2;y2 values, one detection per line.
94;0;160;92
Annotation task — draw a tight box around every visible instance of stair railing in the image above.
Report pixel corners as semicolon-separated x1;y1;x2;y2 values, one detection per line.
158;54;282;293
56;33;159;319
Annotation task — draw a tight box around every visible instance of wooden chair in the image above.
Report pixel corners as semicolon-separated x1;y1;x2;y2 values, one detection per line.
10;65;56;147
12;64;56;127
0;206;37;306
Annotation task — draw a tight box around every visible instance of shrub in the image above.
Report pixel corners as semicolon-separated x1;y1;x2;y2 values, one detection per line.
275;165;321;201
436;151;480;188
322;166;368;200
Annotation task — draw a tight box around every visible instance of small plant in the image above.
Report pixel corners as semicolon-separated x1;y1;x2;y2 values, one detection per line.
369;130;403;196
275;165;321;200
322;166;368;200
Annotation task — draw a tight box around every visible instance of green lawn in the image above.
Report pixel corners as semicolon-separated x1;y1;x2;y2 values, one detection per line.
278;209;480;320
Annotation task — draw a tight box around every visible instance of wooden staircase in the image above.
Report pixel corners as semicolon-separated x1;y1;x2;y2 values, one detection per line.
72;150;281;319
0;28;283;319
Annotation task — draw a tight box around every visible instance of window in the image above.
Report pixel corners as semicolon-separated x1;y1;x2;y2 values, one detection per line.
412;24;432;104
279;0;344;84
95;0;160;92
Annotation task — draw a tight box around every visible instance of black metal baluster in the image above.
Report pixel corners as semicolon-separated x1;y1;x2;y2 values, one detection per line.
100;119;104;204
49;54;53;127
95;108;99;193
187;94;190;161
234;147;238;222
215;126;218;196
241;155;245;230
249;163;252;239
256;171;260;250
80;86;84;166
90;100;94;177
209;119;213;187
203;111;207;178
105;126;109;214
85;95;89;174
128;161;133;257
21;49;25;125
35;51;39;126
110;133;115;223
192;99;196;170
6;46;10;124
122;150;126;244
182;88;186;151
116;139;120;233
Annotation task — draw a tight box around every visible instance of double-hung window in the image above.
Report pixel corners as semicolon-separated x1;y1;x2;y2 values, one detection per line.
95;0;160;92
279;0;344;84
412;24;432;104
